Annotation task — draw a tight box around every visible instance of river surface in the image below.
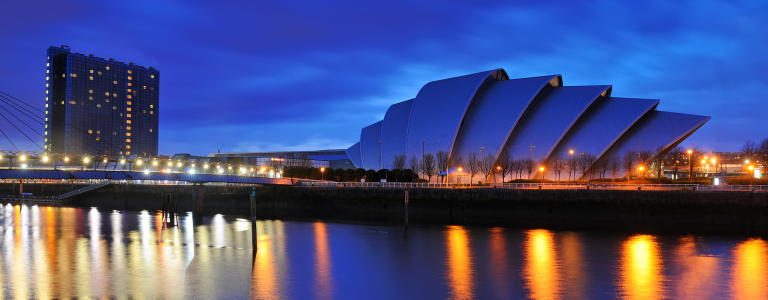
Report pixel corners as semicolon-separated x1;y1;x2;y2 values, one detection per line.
0;203;766;299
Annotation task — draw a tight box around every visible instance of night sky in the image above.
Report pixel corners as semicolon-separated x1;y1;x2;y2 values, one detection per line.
1;0;766;156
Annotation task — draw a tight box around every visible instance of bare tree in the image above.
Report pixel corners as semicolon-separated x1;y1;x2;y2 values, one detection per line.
436;150;449;182
638;150;653;167
742;140;757;162
566;156;578;181
687;145;704;178
523;158;534;180
498;151;512;183
622;150;637;179
552;157;566;181
594;158;609;180
451;155;465;170
651;146;666;180
665;147;684;180
422;153;437;182
578;153;596;180
466;152;480;185
607;155;621;182
408;155;421;180
393;154;407;170
480;152;495;184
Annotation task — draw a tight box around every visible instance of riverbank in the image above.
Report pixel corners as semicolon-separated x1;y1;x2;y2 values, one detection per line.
1;183;766;228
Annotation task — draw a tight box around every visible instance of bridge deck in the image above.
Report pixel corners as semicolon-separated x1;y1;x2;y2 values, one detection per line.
0;169;294;185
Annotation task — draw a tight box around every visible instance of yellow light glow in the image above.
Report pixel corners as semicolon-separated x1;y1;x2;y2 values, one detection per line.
64;157;69;162
177;162;182;167
711;158;716;164
539;167;544;172
204;164;209;169
43;156;49;162
497;166;501;170
702;160;706;164
168;162;172;167
20;156;26;161
619;235;665;299
228;166;232;170
137;160;142;165
458;168;462;172
749;166;754;171
103;159;107;163
321;167;325;172
639;166;644;171
152;161;157;166
688;150;692;154
120;159;125;164
218;168;224;174
84;157;89;163
569;150;574;154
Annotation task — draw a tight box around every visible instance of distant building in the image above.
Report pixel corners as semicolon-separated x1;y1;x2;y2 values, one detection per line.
209;150;353;170
346;69;710;179
45;45;159;157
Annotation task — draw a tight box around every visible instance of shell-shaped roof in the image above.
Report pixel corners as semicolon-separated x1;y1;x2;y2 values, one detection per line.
347;69;710;175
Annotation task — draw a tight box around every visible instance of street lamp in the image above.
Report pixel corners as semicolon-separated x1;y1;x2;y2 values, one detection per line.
539;166;544;180
569;150;574;181
687;150;693;178
638;166;644;181
749;165;755;186
321;167;325;181
457;167;462;185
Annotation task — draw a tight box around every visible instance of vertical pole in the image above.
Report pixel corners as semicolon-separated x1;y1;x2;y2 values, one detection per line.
250;185;257;251
404;182;409;229
19;179;23;203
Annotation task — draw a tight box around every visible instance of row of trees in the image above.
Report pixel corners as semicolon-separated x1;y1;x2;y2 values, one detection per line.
283;167;419;182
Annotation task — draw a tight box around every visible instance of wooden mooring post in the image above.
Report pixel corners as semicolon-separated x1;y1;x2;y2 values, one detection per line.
162;192;177;227
250;185;257;251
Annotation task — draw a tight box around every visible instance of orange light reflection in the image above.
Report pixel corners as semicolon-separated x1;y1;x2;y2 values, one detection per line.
313;222;333;300
523;229;561;300
446;225;475;300
730;238;768;300
618;234;666;300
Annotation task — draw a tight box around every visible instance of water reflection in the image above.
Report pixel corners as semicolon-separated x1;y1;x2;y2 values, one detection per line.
446;225;475;299
0;204;766;299
731;238;768;300
618;234;666;300
524;229;561;300
314;222;334;300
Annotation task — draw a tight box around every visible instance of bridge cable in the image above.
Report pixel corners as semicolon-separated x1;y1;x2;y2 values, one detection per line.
0;128;18;151
0;94;44;123
0;90;124;154
0;109;42;150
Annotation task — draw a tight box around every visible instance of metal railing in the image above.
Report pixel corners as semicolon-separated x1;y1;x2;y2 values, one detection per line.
298;181;768;192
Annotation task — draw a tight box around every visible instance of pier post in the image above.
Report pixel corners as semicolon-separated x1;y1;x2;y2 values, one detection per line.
250;185;257;250
19;179;23;203
162;192;177;227
405;183;409;229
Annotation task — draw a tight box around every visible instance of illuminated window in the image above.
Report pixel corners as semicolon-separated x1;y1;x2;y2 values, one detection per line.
127;89;131;93
98;71;102;75
127;95;132;99
113;106;117;110
96;130;100;134
104;92;108;96
96;137;100;141
70;73;77;77
150;105;153;108
113;132;117;135
89;76;93;80
88;130;92;134
106;66;110;70
127;114;131;118
46;70;49;74
61;101;64;105
46;90;48;94
127;108;132;112
127;76;132;80
126;120;131;124
149;129;153;132
143;110;146;113
113;81;117;84
88;96;92;100
113;93;117;97
62;74;65;77
105;99;109;102
127;101;132;105
125;151;130;155
69;100;76;105
97;104;101;108
127;133;131;137
151;75;154;78
120;113;123;117
126;139;131;143
143;86;146;89
150;111;153;114
127;83;132;87
46;77;49;81
90;70;93;74
150;87;154;90
45;104;48;108
127;70;132;74
45;97;48;101
126;126;131;130
126;145;131;149
46;63;49;67
45;111;48;115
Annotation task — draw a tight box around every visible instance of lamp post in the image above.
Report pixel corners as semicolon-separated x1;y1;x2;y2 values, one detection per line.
321;167;325;182
638;166;644;181
539;166;544;180
749;165;754;186
457;167;462;185
687;150;692;178
568;150;574;181
496;166;501;184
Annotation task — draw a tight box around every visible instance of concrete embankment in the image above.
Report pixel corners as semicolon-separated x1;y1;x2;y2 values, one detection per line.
1;183;767;228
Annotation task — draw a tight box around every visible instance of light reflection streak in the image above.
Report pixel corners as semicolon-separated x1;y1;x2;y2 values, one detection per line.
730;238;768;300
314;222;333;300
560;232;586;299
488;227;509;299
523;229;561;300
618;234;666;300
670;236;720;299
446;225;474;300
252;220;281;300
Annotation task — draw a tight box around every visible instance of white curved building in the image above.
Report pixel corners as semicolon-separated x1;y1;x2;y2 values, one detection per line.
346;69;710;179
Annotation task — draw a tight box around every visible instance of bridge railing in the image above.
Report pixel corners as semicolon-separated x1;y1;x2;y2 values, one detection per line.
297;181;768;192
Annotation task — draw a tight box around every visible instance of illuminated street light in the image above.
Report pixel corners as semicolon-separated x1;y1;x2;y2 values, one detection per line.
137;160;142;165
21;164;27;169
218;168;224;174
153;160;158;166
20;155;26;161
177;162;182;167
167;162;172;167
84;157;90;163
321;167;325;181
638;166;644;181
191;164;196;168
43;156;49;162
204;164;209;169
239;167;246;174
687;150;693;179
64;157;69;162
144;170;149;175
120;159;126;164
189;169;196;174
103;158;107;163
749;165;755;186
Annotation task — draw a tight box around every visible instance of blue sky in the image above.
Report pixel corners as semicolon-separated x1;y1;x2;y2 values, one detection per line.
1;0;766;155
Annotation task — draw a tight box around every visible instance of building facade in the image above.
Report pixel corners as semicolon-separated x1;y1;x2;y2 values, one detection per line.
346;69;710;180
208;150;354;170
45;45;159;157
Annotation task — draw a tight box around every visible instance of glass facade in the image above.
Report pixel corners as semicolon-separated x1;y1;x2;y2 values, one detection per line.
44;46;159;157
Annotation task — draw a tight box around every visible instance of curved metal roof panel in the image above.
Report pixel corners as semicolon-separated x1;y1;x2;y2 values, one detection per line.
360;120;383;169
595;110;710;176
549;97;659;163
452;75;561;163
380;99;414;170
345;142;362;169
406;69;506;159
503;85;612;162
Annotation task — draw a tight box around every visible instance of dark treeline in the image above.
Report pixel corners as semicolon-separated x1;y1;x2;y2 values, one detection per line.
282;167;419;182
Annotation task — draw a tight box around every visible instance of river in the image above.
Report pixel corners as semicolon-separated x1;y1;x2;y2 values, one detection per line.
0;203;766;299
